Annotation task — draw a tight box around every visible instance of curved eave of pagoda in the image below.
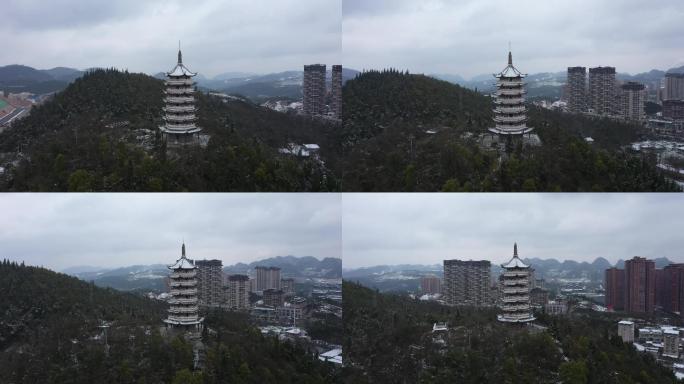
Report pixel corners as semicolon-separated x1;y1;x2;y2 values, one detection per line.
167;63;197;77
164;97;195;104
160;126;202;134
164;115;197;122
489;127;534;136
163;106;196;113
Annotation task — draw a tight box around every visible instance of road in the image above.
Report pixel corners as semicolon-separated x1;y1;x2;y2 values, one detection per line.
0;107;27;130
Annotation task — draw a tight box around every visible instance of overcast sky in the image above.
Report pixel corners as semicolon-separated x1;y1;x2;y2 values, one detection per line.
1;0;341;77
342;194;684;269
343;0;684;78
0;194;341;271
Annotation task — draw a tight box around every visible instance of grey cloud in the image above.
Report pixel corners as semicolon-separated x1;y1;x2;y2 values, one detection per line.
342;194;684;269
0;194;341;271
342;0;684;77
1;0;341;76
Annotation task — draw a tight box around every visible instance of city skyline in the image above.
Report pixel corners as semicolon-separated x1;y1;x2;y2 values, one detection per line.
0;193;341;271
342;194;684;269
1;0;341;76
343;0;684;77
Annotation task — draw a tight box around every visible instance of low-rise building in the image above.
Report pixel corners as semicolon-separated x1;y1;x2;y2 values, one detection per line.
618;320;635;343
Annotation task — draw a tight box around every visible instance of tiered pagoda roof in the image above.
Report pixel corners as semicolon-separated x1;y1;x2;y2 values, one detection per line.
159;45;202;144
164;243;204;327
497;243;535;324
489;50;534;136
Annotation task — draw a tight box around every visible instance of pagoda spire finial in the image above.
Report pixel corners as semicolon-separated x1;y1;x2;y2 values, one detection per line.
508;43;513;66
177;40;183;64
181;241;186;258
513;242;518;257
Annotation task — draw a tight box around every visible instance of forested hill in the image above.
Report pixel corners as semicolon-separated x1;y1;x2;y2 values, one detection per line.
342;281;679;384
1;260;339;383
0;69;340;192
341;70;679;192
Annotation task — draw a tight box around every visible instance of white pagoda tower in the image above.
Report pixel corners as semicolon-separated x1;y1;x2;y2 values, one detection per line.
490;50;533;137
497;243;535;323
160;45;201;146
164;243;203;329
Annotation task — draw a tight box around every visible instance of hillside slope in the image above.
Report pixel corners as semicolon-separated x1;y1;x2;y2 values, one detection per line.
340;70;678;192
0;69;340;192
342;281;678;384
0;260;339;383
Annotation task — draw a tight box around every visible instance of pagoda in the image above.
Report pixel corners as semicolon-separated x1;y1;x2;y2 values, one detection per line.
164;243;203;329
160;44;201;146
490;50;533;137
497;243;535;323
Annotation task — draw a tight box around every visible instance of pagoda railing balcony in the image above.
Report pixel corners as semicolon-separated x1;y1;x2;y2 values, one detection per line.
494;115;527;124
503;304;530;312
495;123;529;130
170;280;197;288
497;80;525;87
166;79;195;86
164;96;195;104
494;98;525;105
500;312;534;320
164;106;196;113
502;287;528;294
501;296;528;303
170;288;197;296
495;106;526;114
165;88;195;95
168;298;198;305
166;315;199;322
169;306;199;314
496;89;526;96
503;271;530;278
169;271;197;279
164;114;197;122
502;279;529;286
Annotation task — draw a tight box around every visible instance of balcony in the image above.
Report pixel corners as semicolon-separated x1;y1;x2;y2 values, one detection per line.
164;106;196;114
170;280;197;288
169;271;196;279
164;114;197;122
169;306;199;314
165;87;195;95
496;89;526;97
164;96;195;104
170;288;197;296
494;106;526;114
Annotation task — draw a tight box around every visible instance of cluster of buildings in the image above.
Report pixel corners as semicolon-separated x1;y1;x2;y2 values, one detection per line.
436;243;567;323
302;64;342;120
617;320;684;376
565;66;684;126
605;257;684;317
565;66;647;121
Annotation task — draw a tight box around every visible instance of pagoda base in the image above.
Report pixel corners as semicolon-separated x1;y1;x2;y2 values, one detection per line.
481;131;541;150
161;130;201;147
497;314;536;323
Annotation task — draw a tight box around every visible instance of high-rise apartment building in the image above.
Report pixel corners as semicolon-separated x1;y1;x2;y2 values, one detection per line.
281;278;296;297
421;275;441;294
618;82;645;121
443;259;491;306
662;264;684;313
605;267;625;311
226;274;250;310
263;289;285;307
331;65;342;120
566;67;586;113
625;256;656;314
589;66;616;115
663;100;684;120
665;73;684;101
196;259;223;306
255;266;281;291
303;64;326;116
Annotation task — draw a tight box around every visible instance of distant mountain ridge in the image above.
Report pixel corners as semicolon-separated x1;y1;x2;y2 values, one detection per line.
66;255;341;291
0;64;84;94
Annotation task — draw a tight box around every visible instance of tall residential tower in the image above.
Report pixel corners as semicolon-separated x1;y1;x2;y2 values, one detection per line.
443;260;491;306
566;67;586;113
303;64;326;117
